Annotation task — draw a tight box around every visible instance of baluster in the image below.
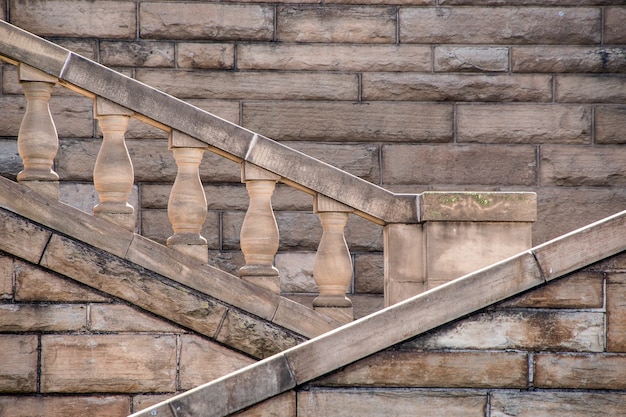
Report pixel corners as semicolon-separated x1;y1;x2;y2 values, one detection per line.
93;97;135;230
239;162;281;293
16;64;59;199
313;194;354;323
167;130;208;263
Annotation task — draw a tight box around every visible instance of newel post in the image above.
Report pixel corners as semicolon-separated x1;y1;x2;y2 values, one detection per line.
167;130;209;263
93;97;135;230
16;64;60;199
313;194;354;323
239;162;281;293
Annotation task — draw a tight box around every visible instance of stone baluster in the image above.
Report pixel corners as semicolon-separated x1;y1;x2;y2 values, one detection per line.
93;97;135;230
312;194;354;323
167;130;208;263
16;64;60;199
239;162;281;293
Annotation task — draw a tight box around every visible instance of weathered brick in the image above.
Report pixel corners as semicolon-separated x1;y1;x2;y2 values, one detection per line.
319;350;527;388
596;105;626;144
362;73;552;102
491;391;626;417
382;144;537;186
238;44;431;71
607;274;626;352
457;104;591;144
140;3;274;40
556;75;626;103
0;335;38;392
0;396;131;417
434;46;509;72
277;6;396;43
140;208;220;249
10;0;136;38
512;46;626;73
100;41;175;68
0;255;13;299
177;43;235;69
0;209;51;265
0;304;87;331
605;7;626;44
179;334;255;390
41;334;177;393
243;101;453;142
535;353;626;389
541;145;626;186
136;69;358;100
400;7;601;44
90;304;183;333
354;253;384;294
297;389;486;416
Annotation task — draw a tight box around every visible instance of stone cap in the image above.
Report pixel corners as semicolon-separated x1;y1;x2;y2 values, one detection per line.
420;192;537;222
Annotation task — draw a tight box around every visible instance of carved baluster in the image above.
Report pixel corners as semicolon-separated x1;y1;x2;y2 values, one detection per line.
239;162;281;293
313;194;354;323
93;97;135;230
167;130;208;263
16;64;60;199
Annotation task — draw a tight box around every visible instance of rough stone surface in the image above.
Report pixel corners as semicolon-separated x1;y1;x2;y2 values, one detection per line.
434;46;509;72
177;43;235;69
0;255;13;299
512;46;626;73
89;304;183;333
0;335;38;392
0;396;131;417
605;7;626;44
534;353;626;389
595;105;626;144
100;41;175;68
608;273;626;352
490;392;626;417
556;75;626;103
541;145;626;186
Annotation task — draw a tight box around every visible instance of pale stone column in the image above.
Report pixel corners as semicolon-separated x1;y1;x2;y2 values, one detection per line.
383;223;425;307
16;64;60;199
93;97;135;230
167;130;208;263
239;162;281;293
312;194;353;323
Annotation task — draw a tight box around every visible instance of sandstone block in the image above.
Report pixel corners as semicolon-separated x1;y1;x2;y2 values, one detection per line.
277;6;396;43
457;104;591;144
141;208;220;249
541;145;626;186
354;253;384;294
491;391;626;417
0;138;21;179
556;75;626;103
0;303;87;331
0;255;13;299
55;39;98;60
275;252;317;293
90;304;183;333
0;335;38;392
100;41;175;68
140;3;273;40
434;46;508;72
136;69;358;100
243;101;453;142
133;394;177;413
535;353;626;389
399;7;600;44
0;396;131;417
0;96;24;137
352;294;384;319
605;7;626;44
238;44;431;71
362;73;552;102
55;138;99;181
177;43;234;69
233;391;296;417
596;105;626;144
10;0;136;38
607;273;626;352
41;334;177;393
512;46;626;73
0;209;51;264
382;144;537;186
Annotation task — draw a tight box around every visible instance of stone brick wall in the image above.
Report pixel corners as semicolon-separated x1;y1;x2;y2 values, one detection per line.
1;1;625;315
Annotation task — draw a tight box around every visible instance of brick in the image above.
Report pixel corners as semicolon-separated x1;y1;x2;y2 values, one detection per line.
41;334;177;393
90;304;183;332
179;334;255;390
10;0;136;38
297;389;486;416
403;310;604;352
136;69;358;100
15;260;109;302
382;144;537;186
399;7;600;44
0;396;131;417
238;44;431;71
100;41;175;68
277;6;396;43
608;274;626;352
362;73;552;102
233;391;296;417
556;75;626;103
275;252;317;293
434;46;508;72
606;7;626;44
0;303;87;331
541;145;626;186
0;335;38;392
596;105;626;144
140;3;273;41
535;353;626;389
457;104;591;144
0;209;51;264
0;255;12;299
354;253;384;294
491;391;626;417
177;43;235;69
0;138;20;179
243;101;453;142
319;350;527;388
141;208;220;249
512;46;626;73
